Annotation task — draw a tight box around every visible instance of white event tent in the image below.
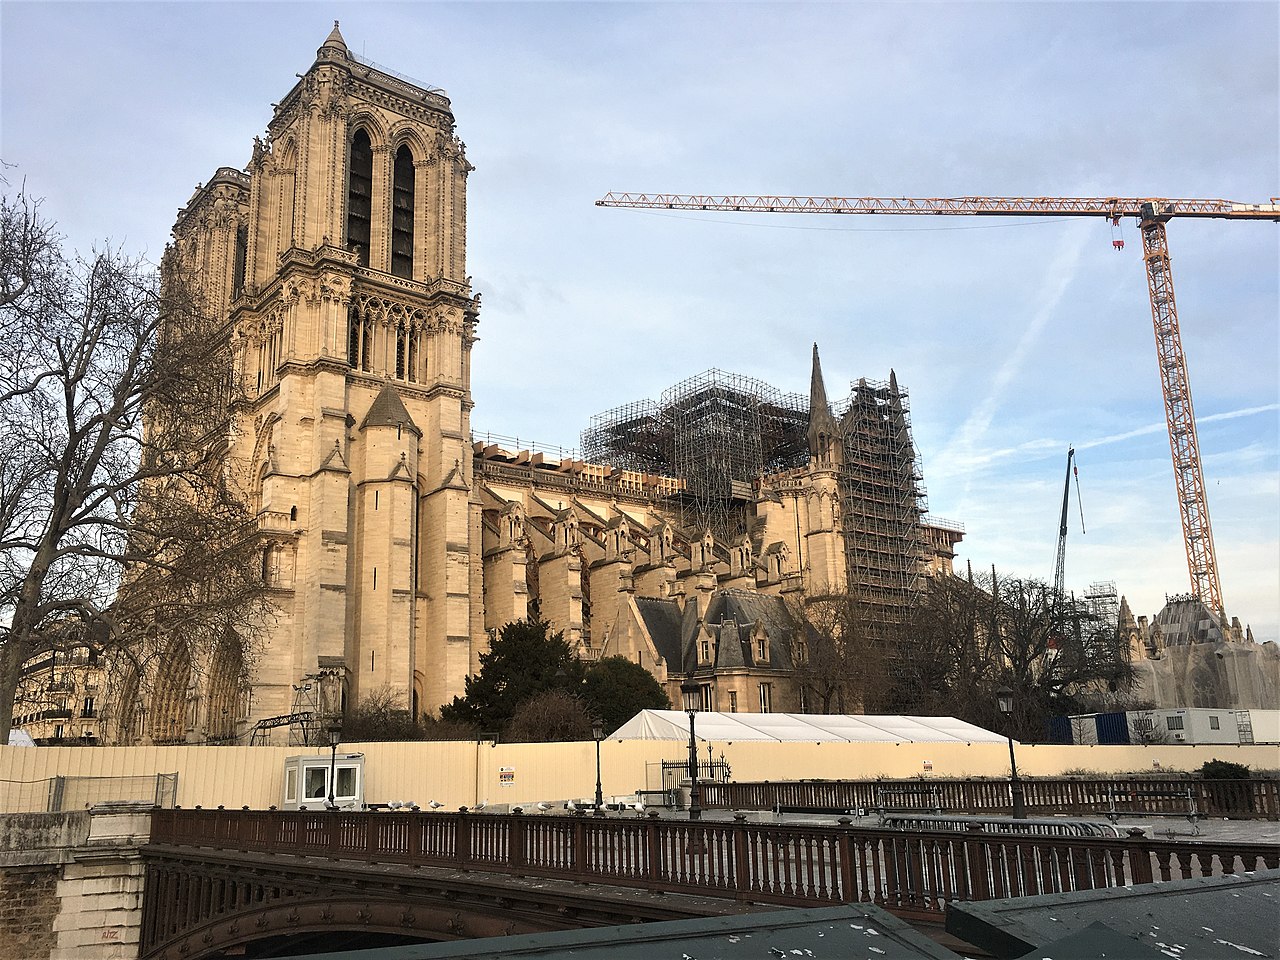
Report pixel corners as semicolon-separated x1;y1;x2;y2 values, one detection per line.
611;710;1007;744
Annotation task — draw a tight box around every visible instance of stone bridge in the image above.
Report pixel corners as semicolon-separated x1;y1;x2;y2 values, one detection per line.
4;805;1279;960
139;807;1280;960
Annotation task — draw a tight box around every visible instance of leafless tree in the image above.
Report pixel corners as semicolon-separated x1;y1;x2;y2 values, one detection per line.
339;685;480;742
504;689;594;743
894;568;1136;739
0;185;267;743
788;591;890;714
892;567;995;716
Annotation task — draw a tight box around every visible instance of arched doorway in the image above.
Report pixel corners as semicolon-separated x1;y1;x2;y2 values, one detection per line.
149;637;192;744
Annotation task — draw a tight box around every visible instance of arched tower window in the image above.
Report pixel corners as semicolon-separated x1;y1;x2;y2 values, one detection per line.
347;305;361;368
347;129;373;267
232;224;248;298
391;145;415;279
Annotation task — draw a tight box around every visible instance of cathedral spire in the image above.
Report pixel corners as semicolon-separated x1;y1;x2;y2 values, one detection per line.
807;343;839;464
321;20;348;55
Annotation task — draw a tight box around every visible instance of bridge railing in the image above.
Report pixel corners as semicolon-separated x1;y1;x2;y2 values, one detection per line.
700;777;1280;818
147;808;1280;919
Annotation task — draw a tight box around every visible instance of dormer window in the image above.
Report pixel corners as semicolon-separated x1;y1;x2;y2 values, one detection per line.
756;638;767;662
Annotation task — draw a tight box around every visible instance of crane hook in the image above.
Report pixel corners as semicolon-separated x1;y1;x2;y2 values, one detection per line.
1110;216;1125;251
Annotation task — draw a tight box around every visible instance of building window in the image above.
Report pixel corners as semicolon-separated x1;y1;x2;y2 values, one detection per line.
1166;716;1184;730
756;638;767;662
232;223;248;297
304;767;326;800
346;129;373;267
1209;716;1220;730
390;145;415;279
82;697;95;718
348;307;359;367
758;683;772;713
347;306;373;373
728;691;737;713
700;684;713;711
701;640;710;662
793;638;807;663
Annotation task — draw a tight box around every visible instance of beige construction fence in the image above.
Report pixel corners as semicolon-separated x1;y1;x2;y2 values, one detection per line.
1;739;1274;812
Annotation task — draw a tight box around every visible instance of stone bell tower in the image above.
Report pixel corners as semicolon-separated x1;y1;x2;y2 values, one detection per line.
171;23;480;731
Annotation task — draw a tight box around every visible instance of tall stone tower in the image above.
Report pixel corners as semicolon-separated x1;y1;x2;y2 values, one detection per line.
167;24;480;733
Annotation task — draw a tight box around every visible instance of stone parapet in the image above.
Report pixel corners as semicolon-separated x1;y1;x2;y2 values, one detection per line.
52;804;151;960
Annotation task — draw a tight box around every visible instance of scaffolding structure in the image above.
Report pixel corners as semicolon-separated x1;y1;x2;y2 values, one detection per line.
835;377;927;638
1083;579;1121;649
581;370;808;539
1084;581;1120;629
581;369;930;638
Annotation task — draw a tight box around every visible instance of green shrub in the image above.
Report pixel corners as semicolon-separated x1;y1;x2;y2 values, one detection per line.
1198;759;1251;780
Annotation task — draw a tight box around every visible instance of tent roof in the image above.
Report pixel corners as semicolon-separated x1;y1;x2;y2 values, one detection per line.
611;710;1007;744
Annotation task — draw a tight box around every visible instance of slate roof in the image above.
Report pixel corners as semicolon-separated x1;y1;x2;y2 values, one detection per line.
632;596;683;668
701;590;802;669
360;383;419;433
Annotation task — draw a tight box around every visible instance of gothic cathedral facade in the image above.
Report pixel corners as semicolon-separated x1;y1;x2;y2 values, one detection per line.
113;26;961;745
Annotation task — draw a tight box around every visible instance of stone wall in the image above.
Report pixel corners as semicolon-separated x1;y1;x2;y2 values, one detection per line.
0;865;61;960
0;806;149;960
0;812;90;960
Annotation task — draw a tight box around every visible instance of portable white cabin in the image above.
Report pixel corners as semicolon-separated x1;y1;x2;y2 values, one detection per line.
282;753;365;810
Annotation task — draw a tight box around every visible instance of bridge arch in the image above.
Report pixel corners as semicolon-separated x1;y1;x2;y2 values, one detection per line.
139;855;621;960
142;892;541;960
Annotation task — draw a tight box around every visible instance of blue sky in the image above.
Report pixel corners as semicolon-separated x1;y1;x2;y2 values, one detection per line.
2;2;1276;642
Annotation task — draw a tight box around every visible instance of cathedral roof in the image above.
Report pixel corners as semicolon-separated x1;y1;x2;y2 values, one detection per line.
360;384;419;434
633;597;684;668
702;591;800;668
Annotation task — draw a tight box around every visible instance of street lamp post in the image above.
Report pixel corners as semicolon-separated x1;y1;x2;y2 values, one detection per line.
592;719;605;815
326;721;342;811
995;686;1026;819
680;679;702;820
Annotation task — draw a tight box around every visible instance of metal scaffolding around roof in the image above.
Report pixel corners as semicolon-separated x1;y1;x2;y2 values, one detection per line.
581;369;808;539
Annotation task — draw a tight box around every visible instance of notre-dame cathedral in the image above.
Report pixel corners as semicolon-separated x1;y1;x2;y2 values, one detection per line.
102;25;963;745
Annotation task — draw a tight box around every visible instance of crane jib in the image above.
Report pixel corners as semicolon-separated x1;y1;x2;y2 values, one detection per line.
596;193;1280;219
592;188;1278;617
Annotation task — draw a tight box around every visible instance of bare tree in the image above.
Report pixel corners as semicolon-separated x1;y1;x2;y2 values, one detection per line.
990;571;1135;740
892;567;994;716
894;568;1136;739
788;591;889;714
0;186;267;743
504;689;594;743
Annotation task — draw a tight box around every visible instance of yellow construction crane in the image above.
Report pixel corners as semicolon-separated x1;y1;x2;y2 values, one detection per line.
595;192;1280;620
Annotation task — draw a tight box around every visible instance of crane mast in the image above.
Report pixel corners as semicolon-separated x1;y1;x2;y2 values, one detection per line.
597;193;1280;621
1053;447;1075;599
